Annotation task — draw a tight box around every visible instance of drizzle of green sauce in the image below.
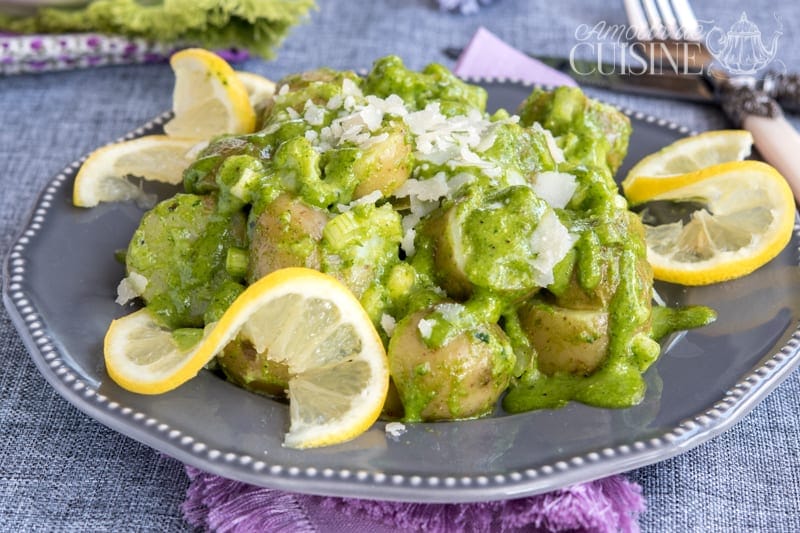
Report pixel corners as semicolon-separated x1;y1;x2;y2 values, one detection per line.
125;57;719;418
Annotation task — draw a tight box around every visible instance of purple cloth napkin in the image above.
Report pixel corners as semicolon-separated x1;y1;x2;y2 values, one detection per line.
178;28;647;533
453;27;576;87
183;466;644;533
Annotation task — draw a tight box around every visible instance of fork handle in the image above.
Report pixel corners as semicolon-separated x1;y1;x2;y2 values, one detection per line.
719;84;800;202
744;114;800;202
765;72;800;115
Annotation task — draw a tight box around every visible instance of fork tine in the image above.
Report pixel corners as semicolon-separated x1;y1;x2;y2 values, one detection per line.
623;0;652;41
655;0;680;40
641;0;667;40
670;0;701;41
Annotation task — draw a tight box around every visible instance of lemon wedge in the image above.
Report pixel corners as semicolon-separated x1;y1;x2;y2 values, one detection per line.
626;160;795;285
236;70;276;110
73;135;200;208
105;268;390;449
164;48;256;139
622;130;753;194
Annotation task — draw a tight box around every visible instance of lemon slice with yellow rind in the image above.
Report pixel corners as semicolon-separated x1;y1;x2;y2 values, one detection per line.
622;130;753;194
72;135;201;208
104;268;390;449
627;160;795;285
164;48;256;139
235;70;277;110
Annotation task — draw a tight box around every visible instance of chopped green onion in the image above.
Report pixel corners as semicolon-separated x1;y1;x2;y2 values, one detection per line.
225;247;249;279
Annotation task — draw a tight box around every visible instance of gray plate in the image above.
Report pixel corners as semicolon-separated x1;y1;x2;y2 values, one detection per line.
4;80;800;503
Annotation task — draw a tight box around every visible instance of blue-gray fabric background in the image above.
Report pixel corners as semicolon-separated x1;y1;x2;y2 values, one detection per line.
1;0;798;531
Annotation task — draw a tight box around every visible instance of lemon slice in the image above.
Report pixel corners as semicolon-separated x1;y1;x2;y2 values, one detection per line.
73;135;200;207
236;70;276;110
105;267;390;449
622;130;753;194
627;160;795;285
164;48;256;139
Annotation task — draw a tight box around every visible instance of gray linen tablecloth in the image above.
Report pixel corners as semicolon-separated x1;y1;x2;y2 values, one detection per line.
1;0;799;530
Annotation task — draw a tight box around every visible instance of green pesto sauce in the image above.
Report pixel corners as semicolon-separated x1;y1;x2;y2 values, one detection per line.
126;55;717;418
461;186;549;296
650;305;717;341
125;193;247;329
364;55;487;113
172;327;205;351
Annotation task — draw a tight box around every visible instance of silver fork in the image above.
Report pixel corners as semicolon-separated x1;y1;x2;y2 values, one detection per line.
624;0;701;42
622;0;800;202
622;0;710;71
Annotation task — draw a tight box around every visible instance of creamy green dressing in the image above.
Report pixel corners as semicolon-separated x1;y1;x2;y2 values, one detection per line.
124;56;716;418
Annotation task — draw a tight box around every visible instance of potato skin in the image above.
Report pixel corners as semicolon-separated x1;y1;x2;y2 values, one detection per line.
216;338;290;397
552;258;618;311
419;206;473;300
387;309;515;421
248;193;330;283
518;300;609;376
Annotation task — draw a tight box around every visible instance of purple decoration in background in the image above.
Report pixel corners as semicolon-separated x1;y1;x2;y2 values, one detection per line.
182;465;645;533
217;48;250;63
453;27;577;87
0;33;248;75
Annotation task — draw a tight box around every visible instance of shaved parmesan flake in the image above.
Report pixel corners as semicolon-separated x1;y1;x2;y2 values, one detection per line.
336;190;383;213
434;302;464;323
385;422;407;439
528;210;577;287
116;271;148;305
381;314;397;337
418;318;435;340
393;173;449;202
533;122;566;164
402;103;517;179
303;100;326;126
532;171;577;209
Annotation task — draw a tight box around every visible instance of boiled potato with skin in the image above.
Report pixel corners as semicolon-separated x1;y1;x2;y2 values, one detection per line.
552;256;618;310
352;122;413;199
279;67;360;92
518;300;609;376
248;193;330;283
387;309;515;421
417;203;472;299
216;337;289;397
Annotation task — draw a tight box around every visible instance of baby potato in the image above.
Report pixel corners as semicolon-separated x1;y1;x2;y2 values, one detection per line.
387;309;515;421
552;258;618;310
352;123;413;199
518;300;609;376
553;211;652;311
248;193;330;283
279;68;360;92
216;337;289;397
423;186;551;301
419;206;473;300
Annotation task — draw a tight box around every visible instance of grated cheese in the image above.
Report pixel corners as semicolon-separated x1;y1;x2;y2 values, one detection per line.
115;271;148;305
380;313;397;337
532;171;577;209
417;318;435;340
528;210;577;286
385;421;407;439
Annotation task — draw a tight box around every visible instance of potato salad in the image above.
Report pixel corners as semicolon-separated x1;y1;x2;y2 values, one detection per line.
120;56;714;422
